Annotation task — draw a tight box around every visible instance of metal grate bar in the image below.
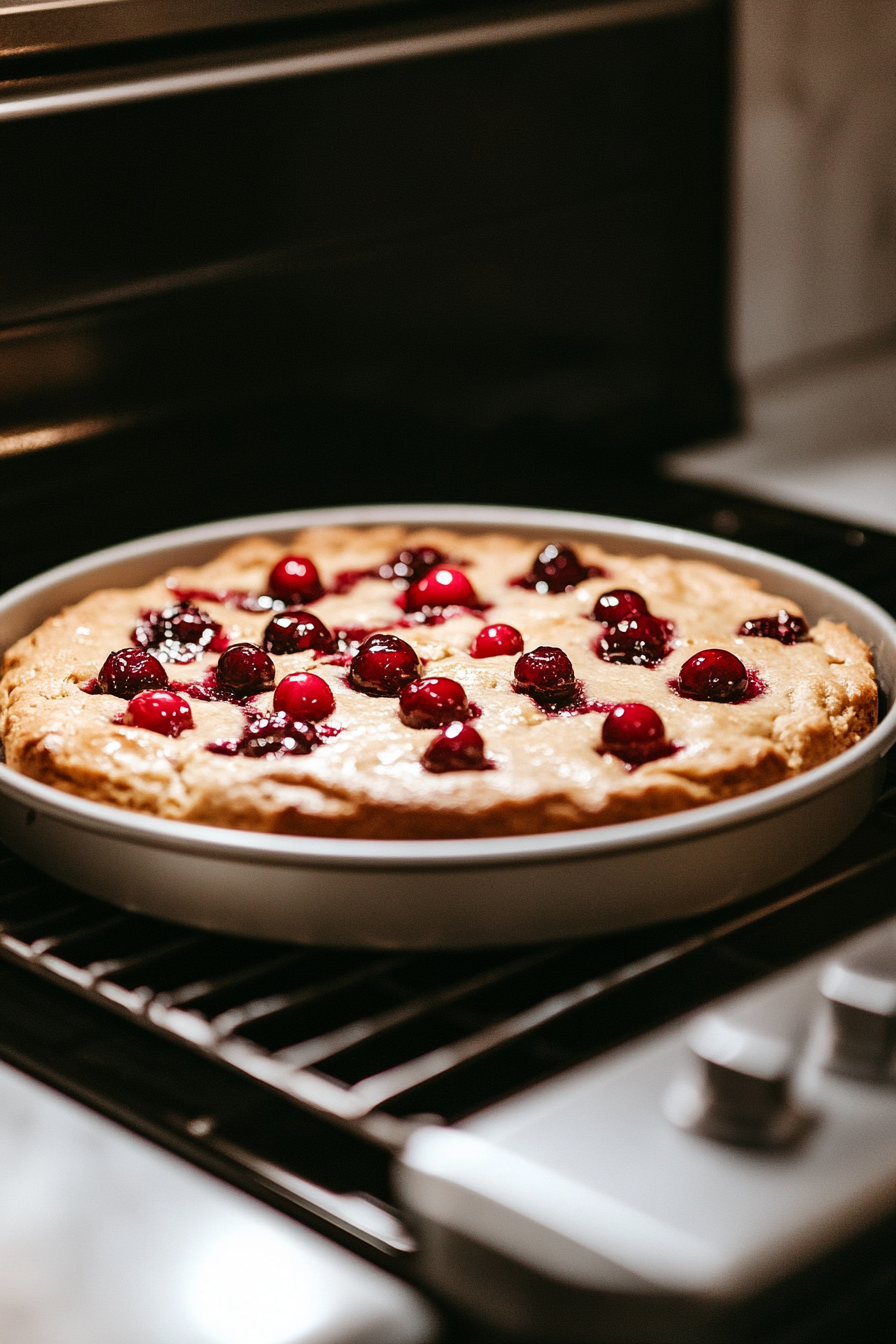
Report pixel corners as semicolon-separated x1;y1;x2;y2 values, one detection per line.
1;899;104;941
271;946;563;1070
152;948;310;1010
88;934;205;983
209;956;409;1040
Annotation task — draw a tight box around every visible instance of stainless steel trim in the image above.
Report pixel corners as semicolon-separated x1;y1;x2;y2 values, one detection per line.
0;0;711;121
1;0;392;59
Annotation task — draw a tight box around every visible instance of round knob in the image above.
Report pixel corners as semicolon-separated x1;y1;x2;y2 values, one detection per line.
665;1015;810;1148
820;927;896;1082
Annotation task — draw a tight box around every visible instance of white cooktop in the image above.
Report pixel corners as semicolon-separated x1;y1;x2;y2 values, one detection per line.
0;1061;434;1344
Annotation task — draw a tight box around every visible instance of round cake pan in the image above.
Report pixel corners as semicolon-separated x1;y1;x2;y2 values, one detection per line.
2;504;895;948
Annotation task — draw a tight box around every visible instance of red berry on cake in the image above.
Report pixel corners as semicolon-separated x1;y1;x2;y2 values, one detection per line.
268;556;323;604
97;649;169;698
399;677;469;729
422;720;487;772
239;712;318;757
601;703;669;765
596;614;668;667
677;649;749;702
349;634;422;696
378;547;446;588
123;690;194;737
513;646;577;705
263;610;335;655
215;643;275;694
738;611;809;644
273;672;336;722
133;601;221;662
591;589;649;622
515;543;603;592
405;566;478;613
469;624;524;658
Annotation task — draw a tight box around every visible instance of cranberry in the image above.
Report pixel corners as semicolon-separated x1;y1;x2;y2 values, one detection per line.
516;543;600;593
123;690;194;737
377;547;446;589
133;602;222;662
215;643;275;694
422;720;487;773
97;649;168;698
263;610;335;656
405;566;479;613
239;712;318;758
268;556;323;604
273;672;335;722
513;646;577;705
469;624;524;658
592;589;649;622
601;703;669;765
677;649;749;702
738;610;809;645
596;614;668;667
349;633;421;696
400;677;469;729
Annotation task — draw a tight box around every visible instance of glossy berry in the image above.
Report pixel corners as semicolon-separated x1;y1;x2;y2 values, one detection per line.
592;589;649;622
215;643;275;694
263;610;335;656
677;649;749;703
399;677;469;729
405;566;479;613
601;703;668;765
513;646;577;705
469;623;525;658
349;633;421;696
123;690;194;737
597;614;668;667
738;610;809;645
133;602;221;662
97;649;168;698
239;712;318;758
378;547;445;588
517;543;597;593
268;556;323;605
422;720;486;773
273;672;336;722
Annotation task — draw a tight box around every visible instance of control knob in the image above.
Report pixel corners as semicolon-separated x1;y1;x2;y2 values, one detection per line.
665;1014;811;1147
819;924;896;1083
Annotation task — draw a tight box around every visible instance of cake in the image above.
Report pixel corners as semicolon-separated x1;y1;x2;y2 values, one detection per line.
0;526;878;839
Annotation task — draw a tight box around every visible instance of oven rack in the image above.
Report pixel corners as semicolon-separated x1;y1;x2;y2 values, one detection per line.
0;804;891;1126
0;765;894;1244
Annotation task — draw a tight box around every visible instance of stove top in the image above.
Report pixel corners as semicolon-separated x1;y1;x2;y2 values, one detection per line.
1;480;895;1342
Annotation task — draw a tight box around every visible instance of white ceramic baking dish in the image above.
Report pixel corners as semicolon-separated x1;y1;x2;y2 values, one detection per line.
1;505;895;948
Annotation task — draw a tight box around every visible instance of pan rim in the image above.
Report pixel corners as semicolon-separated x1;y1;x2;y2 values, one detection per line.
2;502;895;872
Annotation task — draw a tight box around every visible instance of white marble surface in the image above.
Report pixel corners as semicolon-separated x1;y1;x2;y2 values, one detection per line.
0;1062;435;1344
734;0;896;378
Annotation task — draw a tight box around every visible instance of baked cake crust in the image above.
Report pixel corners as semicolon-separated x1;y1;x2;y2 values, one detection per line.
0;527;878;839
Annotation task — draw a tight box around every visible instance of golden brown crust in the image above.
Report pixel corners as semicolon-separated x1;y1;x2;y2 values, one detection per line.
0;528;878;839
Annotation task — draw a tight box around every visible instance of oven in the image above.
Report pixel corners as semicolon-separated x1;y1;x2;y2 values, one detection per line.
1;484;894;1343
1;1;895;1340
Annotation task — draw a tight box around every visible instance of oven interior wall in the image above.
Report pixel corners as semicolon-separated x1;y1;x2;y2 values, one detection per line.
0;0;733;589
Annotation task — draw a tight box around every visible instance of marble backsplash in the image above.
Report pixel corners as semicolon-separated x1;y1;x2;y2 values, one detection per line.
733;0;896;379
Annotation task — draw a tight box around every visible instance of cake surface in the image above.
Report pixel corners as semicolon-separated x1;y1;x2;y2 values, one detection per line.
0;526;878;839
